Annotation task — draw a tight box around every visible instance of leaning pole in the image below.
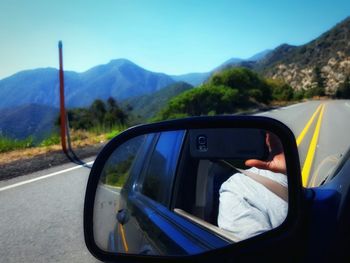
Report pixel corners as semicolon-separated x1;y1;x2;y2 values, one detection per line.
58;41;67;153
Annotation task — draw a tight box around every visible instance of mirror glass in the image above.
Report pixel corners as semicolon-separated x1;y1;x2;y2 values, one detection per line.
93;128;288;256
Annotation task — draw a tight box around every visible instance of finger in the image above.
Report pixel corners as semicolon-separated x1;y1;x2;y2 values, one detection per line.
245;159;269;170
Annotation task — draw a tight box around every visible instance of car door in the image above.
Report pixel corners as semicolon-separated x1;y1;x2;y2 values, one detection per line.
111;132;157;254
119;131;186;255
119;130;234;255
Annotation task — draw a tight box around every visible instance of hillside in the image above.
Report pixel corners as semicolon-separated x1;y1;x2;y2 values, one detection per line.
0;68;75;109
171;50;272;86
171;72;210;86
69;59;175;106
0;59;174;109
123;81;193;122
255;16;350;92
156;67;275;121
0;104;58;140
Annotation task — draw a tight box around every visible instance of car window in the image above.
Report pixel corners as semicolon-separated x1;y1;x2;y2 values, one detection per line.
141;131;185;206
98;135;147;188
172;129;288;243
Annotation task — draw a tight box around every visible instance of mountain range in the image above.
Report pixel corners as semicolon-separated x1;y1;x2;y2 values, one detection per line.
0;49;271;111
0;16;349;140
170;49;272;86
0;59;175;109
249;17;350;92
0;104;58;140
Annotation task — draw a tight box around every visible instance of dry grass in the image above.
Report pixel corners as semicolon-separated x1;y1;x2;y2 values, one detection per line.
69;129;107;147
0;145;62;165
0;130;110;165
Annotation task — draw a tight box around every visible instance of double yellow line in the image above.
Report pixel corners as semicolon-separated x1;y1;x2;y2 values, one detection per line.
296;103;325;187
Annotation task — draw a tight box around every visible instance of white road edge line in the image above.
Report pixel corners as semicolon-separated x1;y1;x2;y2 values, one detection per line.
281;103;301;110
0;161;94;192
99;185;121;195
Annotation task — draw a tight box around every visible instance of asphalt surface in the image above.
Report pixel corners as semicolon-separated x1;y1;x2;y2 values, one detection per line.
94;185;120;251
257;99;350;186
0;158;100;263
1;99;349;262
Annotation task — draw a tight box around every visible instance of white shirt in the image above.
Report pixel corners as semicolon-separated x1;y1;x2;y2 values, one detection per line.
217;167;288;241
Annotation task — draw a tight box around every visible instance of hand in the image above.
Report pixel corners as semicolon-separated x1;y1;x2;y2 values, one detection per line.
245;132;287;174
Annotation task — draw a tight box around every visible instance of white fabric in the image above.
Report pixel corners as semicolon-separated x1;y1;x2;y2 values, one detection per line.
218;167;288;241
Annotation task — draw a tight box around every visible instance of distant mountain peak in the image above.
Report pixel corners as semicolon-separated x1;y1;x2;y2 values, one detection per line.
3;67;57;80
108;58;137;67
269;43;297;56
221;57;244;65
215;50;273;71
247;49;272;61
335;15;350;27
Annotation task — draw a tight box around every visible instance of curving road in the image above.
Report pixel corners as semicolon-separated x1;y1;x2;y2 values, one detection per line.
257;99;350;186
0;99;349;262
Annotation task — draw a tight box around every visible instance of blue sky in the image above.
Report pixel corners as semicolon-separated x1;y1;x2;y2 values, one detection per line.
0;0;349;79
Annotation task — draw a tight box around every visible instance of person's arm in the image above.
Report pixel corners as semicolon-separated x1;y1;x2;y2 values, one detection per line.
217;132;286;241
217;179;271;241
245;132;286;175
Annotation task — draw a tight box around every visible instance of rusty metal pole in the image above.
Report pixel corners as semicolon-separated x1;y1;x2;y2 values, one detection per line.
58;41;67;153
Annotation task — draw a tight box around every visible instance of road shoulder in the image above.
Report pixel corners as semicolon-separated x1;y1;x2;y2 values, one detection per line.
0;143;104;182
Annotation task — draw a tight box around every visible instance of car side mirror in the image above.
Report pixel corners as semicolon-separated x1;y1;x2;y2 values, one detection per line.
84;116;303;262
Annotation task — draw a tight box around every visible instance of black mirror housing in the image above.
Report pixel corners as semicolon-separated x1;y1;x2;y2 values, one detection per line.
84;115;304;263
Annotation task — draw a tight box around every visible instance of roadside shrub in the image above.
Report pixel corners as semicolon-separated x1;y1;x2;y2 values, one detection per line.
39;133;60;147
0;136;34;153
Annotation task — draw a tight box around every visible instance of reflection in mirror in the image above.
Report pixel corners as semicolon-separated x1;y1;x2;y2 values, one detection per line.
93;134;147;251
93;129;288;256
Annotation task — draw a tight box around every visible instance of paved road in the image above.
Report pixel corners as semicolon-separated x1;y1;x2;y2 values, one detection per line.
1;99;349;262
257;99;350;186
94;185;120;250
0;159;100;263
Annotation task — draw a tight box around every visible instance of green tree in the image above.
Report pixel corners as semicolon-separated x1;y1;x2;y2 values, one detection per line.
335;76;350;99
107;97;117;109
312;66;326;96
293;89;306;101
105;97;128;126
155;67;278;121
67;108;93;130
156;84;240;120
65;98;128;131
90;99;107;125
266;78;294;101
210;67;272;103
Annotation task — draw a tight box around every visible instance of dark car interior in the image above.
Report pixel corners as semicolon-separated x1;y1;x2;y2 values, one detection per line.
173;134;237;227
